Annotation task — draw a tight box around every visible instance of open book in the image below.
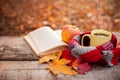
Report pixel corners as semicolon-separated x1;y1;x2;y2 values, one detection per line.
24;26;68;56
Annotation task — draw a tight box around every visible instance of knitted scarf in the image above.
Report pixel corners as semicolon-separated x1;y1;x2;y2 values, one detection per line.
61;31;120;74
68;31;120;66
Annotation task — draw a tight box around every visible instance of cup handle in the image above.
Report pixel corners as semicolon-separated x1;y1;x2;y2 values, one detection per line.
81;34;91;46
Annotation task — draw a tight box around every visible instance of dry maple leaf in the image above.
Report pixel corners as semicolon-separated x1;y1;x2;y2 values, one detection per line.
72;58;92;74
46;52;78;75
39;53;57;64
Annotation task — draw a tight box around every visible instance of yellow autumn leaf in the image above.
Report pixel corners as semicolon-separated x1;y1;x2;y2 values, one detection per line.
38;53;57;64
46;52;78;75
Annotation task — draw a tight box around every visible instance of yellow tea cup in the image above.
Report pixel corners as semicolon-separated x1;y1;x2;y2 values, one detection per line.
81;29;112;46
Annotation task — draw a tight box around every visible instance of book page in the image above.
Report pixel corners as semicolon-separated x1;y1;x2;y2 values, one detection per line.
24;26;67;56
24;34;40;55
54;30;62;40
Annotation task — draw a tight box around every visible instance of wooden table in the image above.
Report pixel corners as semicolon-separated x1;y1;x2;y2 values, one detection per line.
0;32;120;80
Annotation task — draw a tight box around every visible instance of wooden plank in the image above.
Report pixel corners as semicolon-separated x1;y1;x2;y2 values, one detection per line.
0;32;120;61
0;36;39;60
0;61;120;80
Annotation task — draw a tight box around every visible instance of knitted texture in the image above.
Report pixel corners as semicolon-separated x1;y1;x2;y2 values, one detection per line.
61;49;76;66
69;31;120;67
69;35;81;49
80;49;103;62
96;42;114;51
71;46;96;58
102;50;114;66
102;42;114;50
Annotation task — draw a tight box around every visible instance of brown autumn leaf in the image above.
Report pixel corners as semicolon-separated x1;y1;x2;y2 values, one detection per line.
46;52;78;75
39;53;57;64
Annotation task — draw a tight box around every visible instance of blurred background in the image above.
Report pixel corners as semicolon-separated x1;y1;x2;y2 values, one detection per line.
0;0;120;36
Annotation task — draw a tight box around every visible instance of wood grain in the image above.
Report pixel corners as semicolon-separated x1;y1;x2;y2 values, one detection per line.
0;61;120;80
0;36;39;61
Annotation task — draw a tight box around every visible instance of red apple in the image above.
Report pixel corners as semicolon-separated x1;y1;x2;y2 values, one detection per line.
62;25;80;44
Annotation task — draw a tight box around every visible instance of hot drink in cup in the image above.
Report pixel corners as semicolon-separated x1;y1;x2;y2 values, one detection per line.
81;29;112;46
